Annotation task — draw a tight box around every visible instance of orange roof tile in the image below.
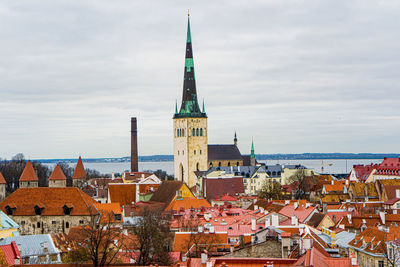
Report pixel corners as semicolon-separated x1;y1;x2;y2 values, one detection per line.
0;172;6;184
19;160;39;182
166;197;211;211
173;232;228;252
109;183;137;205
0;187;98;216
49;164;67;180
94;202;122;223
72;156;86;180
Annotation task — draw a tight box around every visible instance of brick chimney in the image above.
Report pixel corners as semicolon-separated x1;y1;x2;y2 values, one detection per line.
131;117;138;172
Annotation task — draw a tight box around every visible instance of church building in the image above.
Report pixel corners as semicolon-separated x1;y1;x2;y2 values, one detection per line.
173;14;256;188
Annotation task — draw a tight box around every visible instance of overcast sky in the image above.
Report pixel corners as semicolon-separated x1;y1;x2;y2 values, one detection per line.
1;0;399;159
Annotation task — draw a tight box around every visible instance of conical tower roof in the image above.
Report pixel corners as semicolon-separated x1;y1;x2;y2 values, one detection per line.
72;156;86;180
19;160;39;182
0;172;6;184
49;164;67;181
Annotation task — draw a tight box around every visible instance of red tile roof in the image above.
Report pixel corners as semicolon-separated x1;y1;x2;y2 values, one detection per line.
0;187;98;216
0;241;21;266
19;160;39;182
350;164;378;181
0;172;6;184
203;177;244;201
279;203;316;223
214;194;238;201
49;164;67;180
72;156;86;180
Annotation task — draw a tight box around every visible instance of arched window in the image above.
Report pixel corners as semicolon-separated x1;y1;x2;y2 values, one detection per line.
196;128;199;136
194;150;196;155
192;128;195;137
210;162;213;167
236;162;240;166
200;128;203;136
218;162;222;167
200;150;202;155
228;162;231;167
272;171;276;176
182;129;185;136
178;150;180;155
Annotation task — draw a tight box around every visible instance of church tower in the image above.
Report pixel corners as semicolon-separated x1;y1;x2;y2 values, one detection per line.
173;14;208;188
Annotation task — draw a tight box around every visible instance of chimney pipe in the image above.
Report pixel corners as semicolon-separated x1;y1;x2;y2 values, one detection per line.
131;117;138;172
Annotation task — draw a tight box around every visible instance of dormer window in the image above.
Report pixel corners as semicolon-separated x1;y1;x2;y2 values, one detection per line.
34;203;45;215
5;204;17;215
114;213;122;221
63;203;74;215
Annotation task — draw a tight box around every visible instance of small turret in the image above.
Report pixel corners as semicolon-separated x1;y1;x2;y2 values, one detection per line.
234;132;238;146
250;140;256;166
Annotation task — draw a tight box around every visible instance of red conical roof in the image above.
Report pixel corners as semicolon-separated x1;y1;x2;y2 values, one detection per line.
72;156;86;180
19;160;39;182
0;172;6;184
49;164;67;181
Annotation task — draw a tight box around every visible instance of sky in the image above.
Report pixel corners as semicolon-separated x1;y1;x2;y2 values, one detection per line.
0;0;400;159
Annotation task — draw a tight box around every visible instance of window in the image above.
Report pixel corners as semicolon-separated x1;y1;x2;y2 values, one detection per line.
178;150;180;155
192;128;195;136
194;150;196;155
196;128;199;136
66;222;70;228
218;162;222;167
228;162;231;167
37;222;41;228
182;129;185;136
114;214;122;221
52;221;56;225
200;150;202;155
200;128;203;136
177;129;179;137
378;260;384;267
21;220;25;225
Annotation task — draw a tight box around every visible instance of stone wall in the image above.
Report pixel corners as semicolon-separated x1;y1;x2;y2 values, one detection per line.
224;239;282;258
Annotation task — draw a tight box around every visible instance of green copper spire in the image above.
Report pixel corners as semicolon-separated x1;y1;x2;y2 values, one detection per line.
186;15;192;44
173;13;206;119
250;140;255;159
202;99;205;113
175;100;178;114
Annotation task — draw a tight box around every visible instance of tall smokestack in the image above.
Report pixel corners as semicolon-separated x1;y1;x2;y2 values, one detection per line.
131;117;138;172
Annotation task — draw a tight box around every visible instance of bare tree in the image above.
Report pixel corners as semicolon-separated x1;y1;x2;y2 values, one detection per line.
64;212;126;266
258;180;282;200
131;208;173;266
177;216;221;257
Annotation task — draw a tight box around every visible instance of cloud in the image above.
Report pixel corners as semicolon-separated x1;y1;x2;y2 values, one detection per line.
0;0;399;159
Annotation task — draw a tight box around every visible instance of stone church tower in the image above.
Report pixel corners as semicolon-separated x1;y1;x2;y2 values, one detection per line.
173;14;208;188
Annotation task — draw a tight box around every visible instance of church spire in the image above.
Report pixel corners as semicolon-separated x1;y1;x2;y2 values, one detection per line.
250;140;255;159
174;13;206;119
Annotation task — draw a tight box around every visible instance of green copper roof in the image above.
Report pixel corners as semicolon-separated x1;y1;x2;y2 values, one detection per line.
174;14;206;119
186;17;192;43
250;140;255;158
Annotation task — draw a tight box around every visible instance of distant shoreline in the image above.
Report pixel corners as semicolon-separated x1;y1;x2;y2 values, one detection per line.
31;153;398;163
